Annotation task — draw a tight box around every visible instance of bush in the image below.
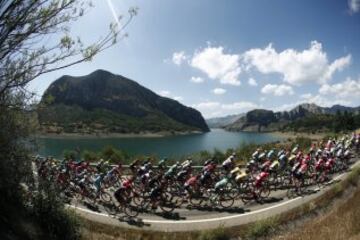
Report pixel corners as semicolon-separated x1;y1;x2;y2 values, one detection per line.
293;137;312;150
100;145;130;164
63;150;78;161
82;150;98;162
213;149;226;164
235;143;259;163
32;181;81;240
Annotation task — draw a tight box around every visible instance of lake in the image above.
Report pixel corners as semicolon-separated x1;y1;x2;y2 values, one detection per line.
35;129;283;159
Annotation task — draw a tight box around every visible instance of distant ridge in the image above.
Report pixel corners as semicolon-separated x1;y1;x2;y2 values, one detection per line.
206;113;245;128
224;103;360;132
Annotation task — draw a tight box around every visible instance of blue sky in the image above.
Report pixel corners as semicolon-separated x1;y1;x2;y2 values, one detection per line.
28;0;360;118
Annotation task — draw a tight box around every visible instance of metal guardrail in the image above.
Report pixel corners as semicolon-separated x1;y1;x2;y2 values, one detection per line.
89;163;246;170
35;156;246;170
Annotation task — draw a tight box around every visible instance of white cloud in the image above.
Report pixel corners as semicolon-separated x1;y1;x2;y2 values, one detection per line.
273;93;353;112
298;93;349;108
158;90;171;97
248;77;258;86
221;101;259;110
272;102;300;112
158;90;183;102
300;93;312;99
212;88;226;95
190;76;204;83
173;96;184;101
349;0;360;13
172;51;187;65
261;84;294;96
310;95;350;107
190;46;241;86
319;77;360;99
192;101;221;112
243;41;351;85
192;101;259;118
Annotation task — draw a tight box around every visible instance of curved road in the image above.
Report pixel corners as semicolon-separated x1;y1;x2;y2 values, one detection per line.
68;158;359;232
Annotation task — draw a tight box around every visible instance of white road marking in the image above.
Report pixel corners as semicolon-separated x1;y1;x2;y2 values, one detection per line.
67;196;302;224
67;159;360;225
333;172;346;181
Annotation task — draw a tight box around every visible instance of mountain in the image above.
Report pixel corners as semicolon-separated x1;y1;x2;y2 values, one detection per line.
324;104;360;115
225;109;283;132
225;103;360;132
206;113;245;128
37;70;209;135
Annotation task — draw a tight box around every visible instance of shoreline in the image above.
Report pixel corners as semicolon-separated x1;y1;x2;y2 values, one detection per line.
270;131;328;141
34;130;204;139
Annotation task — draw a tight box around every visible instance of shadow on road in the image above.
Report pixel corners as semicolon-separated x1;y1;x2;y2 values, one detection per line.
155;211;186;220
118;216;151;228
260;197;283;204
188;205;249;214
83;202;101;212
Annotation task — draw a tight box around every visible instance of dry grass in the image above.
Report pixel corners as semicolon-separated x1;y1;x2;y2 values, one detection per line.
80;218;200;240
272;185;360;240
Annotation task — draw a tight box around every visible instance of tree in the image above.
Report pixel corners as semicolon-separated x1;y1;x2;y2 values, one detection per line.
0;0;137;106
0;1;137;238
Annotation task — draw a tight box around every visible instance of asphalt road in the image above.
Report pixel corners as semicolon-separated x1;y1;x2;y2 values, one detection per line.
67;157;359;232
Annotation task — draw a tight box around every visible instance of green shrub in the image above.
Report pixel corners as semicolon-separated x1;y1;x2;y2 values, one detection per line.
293;137;312;150
32;181;81;240
235;143;259;163
100;145;130;164
213;149;226;164
82;150;98;162
63;149;78;161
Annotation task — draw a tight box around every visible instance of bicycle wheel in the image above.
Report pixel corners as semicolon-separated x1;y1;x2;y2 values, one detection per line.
316;172;328;188
100;191;112;203
189;192;205;207
219;192;234;208
172;194;185;208
104;201;119;215
168;184;185;208
282;175;292;189
259;183;271;199
159;192;176;213
132;191;145;207
225;181;239;199
123;204;139;218
269;173;279;191
73;188;85;201
286;188;297;199
240;183;254;204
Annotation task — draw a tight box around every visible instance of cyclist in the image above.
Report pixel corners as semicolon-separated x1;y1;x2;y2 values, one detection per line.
103;164;122;186
164;162;180;179
93;173;106;193
252;148;261;161
114;177;134;204
129;159;141;174
181;158;192;169
222;153;235;172
184;174;200;194
158;157;168;170
214;175;229;192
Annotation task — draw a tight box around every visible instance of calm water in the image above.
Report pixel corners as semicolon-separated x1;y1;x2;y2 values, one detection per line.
35;129;282;159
